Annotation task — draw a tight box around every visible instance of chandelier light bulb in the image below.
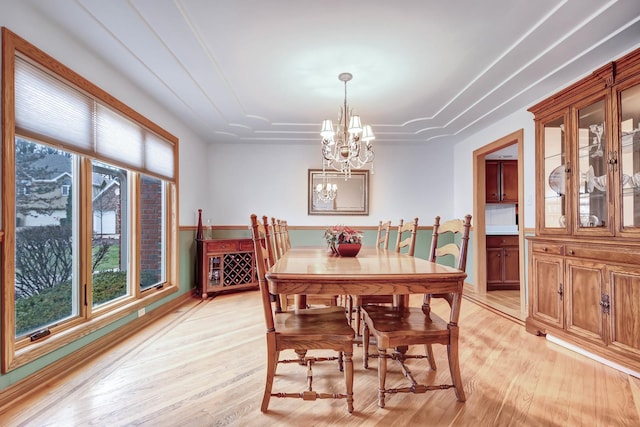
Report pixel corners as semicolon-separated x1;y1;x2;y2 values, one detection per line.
314;179;338;202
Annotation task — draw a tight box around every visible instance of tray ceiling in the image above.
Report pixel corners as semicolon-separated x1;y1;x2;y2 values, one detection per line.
23;0;640;146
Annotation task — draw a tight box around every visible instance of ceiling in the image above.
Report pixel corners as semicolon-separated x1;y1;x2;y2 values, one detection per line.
24;0;640;147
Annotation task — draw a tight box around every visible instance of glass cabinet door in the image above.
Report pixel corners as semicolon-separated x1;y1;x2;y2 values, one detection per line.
574;98;611;235
540;115;569;233
619;82;640;232
208;255;221;285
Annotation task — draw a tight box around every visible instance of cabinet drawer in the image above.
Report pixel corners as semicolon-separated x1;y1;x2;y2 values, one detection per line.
205;240;239;252
565;245;640;264
239;240;255;251
487;235;518;247
531;242;563;255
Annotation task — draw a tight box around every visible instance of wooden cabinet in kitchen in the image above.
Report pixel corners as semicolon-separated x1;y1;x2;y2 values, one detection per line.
486;160;518;203
486;235;519;290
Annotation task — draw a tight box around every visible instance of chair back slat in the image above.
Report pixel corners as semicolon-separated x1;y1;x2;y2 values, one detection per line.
435;243;461;266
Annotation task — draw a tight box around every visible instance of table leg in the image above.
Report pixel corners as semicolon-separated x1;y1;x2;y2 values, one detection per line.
295;294;308;309
392;294;409;308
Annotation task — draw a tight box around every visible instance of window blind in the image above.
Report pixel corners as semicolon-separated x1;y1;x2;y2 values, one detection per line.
14;57;175;181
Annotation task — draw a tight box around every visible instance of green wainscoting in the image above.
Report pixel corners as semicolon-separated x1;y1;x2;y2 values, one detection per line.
197;226;475;287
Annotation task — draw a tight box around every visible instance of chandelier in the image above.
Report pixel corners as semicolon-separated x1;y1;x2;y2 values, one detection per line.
314;178;338;203
320;72;375;179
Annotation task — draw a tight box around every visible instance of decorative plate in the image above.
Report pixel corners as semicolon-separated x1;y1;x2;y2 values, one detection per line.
548;165;565;196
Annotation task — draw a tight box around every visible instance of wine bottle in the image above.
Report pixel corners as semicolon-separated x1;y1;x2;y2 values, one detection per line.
196;209;204;240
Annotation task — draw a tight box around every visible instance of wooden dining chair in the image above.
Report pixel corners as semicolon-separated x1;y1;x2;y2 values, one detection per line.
271;217;285;259
273;217;338;311
352;218;419;335
361;215;471;408
376;220;391;249
260;216;283;312
250;214;355;413
395;217;419;255
348;220;392;327
280;219;291;251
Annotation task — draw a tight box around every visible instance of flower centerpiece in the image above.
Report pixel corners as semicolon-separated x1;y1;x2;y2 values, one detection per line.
324;225;363;257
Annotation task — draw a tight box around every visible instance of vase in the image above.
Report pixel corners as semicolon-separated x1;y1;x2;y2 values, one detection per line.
336;243;361;257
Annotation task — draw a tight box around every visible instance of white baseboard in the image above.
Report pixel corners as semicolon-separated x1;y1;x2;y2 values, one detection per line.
547;334;640;379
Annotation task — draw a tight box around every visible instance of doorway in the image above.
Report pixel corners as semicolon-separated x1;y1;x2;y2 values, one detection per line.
470;129;526;322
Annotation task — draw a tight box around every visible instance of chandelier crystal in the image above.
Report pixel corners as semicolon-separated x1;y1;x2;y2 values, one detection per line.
320;72;375;179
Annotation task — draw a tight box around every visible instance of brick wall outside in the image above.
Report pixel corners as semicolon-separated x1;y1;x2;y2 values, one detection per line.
140;176;162;285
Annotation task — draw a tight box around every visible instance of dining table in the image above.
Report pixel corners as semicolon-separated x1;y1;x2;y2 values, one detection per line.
265;246;467;309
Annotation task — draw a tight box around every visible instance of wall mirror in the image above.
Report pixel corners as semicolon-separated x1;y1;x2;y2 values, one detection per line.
308;169;369;215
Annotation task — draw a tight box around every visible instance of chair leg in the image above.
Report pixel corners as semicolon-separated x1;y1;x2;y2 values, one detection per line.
262;336;277;412
362;322;370;369
448;326;466;402
343;350;354;413
377;348;387;408
425;343;437;370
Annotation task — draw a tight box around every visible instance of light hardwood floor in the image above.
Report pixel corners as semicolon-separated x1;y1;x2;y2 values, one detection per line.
2;291;640;426
464;289;525;323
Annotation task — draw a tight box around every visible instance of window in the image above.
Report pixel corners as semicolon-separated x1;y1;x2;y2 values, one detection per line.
140;175;166;291
92;160;129;308
15;139;79;336
2;28;179;372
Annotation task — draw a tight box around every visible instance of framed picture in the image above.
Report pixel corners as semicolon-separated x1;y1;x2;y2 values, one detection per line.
308;169;369;215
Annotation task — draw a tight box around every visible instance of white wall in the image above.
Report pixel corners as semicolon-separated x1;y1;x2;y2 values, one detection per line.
453;109;536;228
6;0;638;230
207;141;455;226
0;1;210;227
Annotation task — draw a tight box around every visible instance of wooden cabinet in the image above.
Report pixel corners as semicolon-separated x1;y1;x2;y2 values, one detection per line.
529;247;563;329
196;238;258;299
486;160;518;203
564;257;607;346
527;47;640;373
607;266;640;360
527;238;640;370
486;235;519;290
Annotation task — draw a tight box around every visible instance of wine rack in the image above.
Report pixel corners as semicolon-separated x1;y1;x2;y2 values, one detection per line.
196;238;258;298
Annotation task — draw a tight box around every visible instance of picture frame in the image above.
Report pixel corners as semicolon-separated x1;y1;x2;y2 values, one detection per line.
308;169;369;215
